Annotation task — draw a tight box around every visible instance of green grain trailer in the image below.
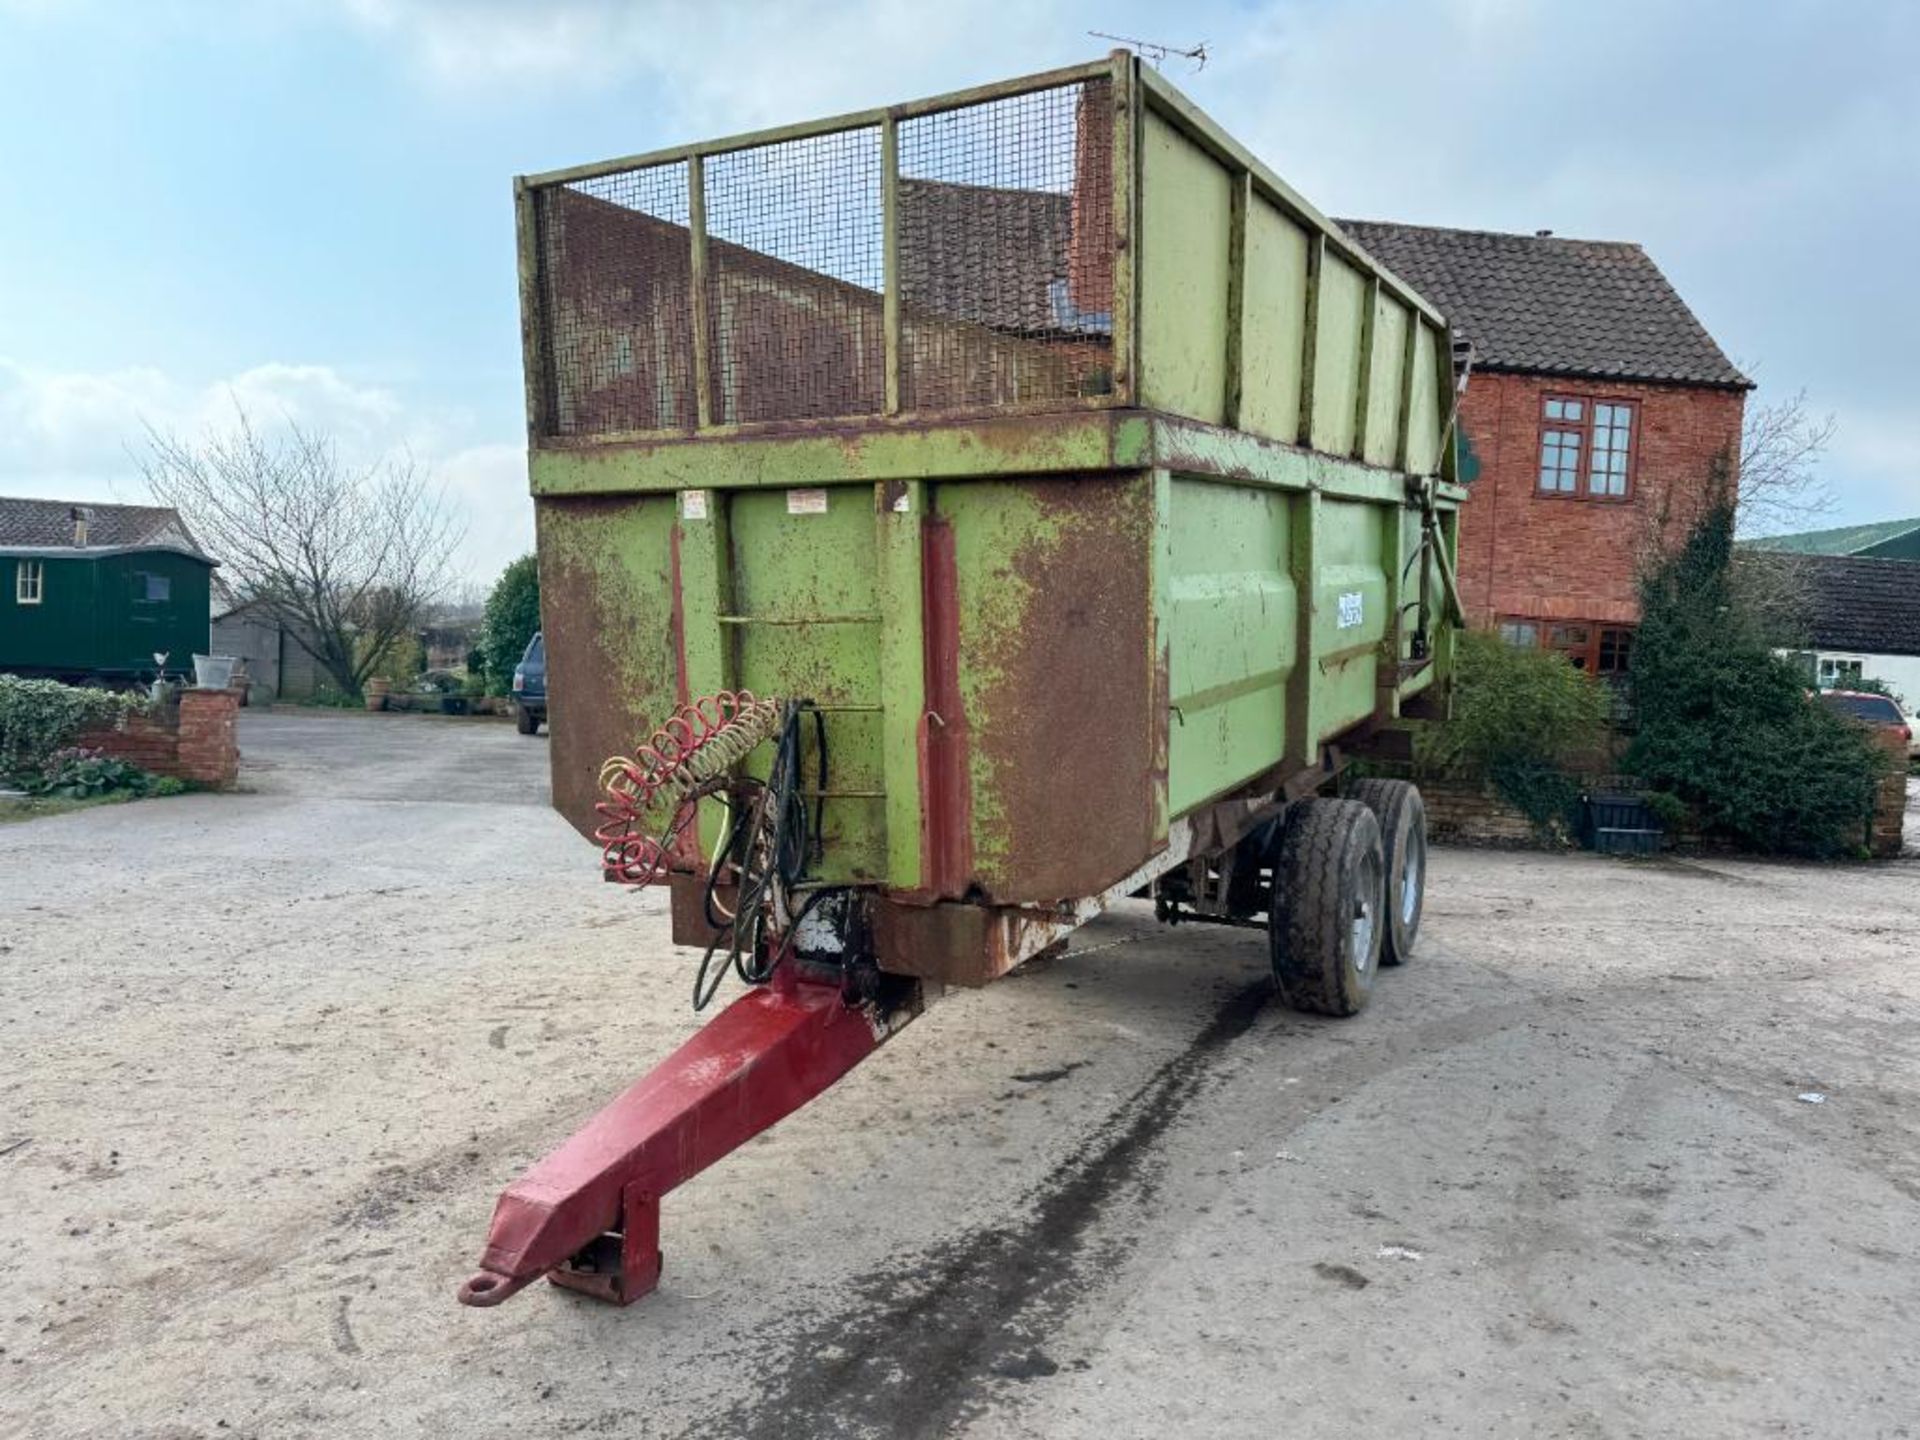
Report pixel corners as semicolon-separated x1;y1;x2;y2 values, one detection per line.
460;52;1466;1311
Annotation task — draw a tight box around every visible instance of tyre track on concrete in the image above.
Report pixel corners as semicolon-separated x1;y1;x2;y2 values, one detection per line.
709;979;1543;1440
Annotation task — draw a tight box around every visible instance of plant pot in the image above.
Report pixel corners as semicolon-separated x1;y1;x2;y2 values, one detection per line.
365;678;391;712
193;654;238;690
441;695;470;716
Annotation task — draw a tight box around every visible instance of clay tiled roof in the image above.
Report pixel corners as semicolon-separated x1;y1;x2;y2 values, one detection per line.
0;496;209;556
1336;220;1751;390
898;180;1071;334
1756;553;1920;657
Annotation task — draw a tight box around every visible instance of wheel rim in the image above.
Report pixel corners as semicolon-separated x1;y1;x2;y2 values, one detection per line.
1401;829;1424;929
1353;847;1381;973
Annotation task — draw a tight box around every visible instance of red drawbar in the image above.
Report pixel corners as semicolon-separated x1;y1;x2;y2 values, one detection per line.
457;971;897;1307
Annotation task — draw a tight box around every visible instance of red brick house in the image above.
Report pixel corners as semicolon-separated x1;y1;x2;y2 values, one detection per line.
1339;222;1751;674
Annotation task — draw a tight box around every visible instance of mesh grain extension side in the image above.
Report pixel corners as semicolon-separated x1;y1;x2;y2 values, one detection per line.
527;76;1116;438
899;79;1113;412
703;127;885;425
536;162;696;437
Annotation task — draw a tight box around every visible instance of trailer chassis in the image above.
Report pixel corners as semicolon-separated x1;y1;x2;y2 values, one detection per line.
455;750;1429;1310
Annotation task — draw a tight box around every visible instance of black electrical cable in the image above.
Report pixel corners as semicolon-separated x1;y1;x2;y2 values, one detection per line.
702;778;766;932
807;705;828;868
691;700;828;1011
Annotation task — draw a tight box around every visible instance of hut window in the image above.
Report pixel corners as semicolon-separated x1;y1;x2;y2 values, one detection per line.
15;560;43;605
137;572;172;603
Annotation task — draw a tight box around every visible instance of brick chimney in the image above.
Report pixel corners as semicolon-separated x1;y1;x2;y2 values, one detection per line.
70;505;92;547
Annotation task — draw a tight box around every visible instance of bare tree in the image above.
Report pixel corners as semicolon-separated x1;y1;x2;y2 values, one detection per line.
1736;388;1837;538
1719;390;1837;644
424;579;490;623
142;405;465;698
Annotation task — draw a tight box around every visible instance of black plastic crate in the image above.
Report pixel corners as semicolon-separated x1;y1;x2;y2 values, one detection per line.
1583;787;1663;855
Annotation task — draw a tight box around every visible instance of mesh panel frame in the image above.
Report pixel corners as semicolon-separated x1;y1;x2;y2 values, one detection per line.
536;162;696;437
702;127;886;426
527;74;1121;439
897;79;1115;414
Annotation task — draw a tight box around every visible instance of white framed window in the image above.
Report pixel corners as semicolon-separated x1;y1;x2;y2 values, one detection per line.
1817;655;1865;689
15;560;43;605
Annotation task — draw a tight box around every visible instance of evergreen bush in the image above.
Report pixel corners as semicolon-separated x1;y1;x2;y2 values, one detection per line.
479;555;541;696
1629;492;1885;856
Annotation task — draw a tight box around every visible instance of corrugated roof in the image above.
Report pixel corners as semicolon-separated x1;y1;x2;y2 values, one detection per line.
1753;553;1920;656
1742;517;1920;557
1335;220;1751;390
0;496;209;557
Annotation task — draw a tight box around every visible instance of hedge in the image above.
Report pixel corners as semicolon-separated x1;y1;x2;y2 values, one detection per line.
0;677;149;781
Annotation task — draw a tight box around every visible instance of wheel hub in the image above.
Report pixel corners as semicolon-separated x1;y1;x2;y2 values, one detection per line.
1352;848;1381;972
1401;833;1424;928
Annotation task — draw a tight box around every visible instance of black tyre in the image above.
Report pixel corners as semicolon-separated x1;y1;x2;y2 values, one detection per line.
1270;798;1385;1017
1347;778;1426;966
516;705;540;735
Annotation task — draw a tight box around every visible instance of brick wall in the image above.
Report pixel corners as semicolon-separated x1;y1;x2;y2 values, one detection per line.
1409;776;1549;846
1454;372;1746;627
83;712;180;774
77;688;241;790
1415;764;1909;858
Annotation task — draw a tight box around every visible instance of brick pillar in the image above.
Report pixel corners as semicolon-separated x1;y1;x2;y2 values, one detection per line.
177;689;241;790
1869;733;1909;858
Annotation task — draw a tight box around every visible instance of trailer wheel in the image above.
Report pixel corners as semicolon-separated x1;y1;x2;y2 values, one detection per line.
1346;778;1426;966
1270;798;1385;1017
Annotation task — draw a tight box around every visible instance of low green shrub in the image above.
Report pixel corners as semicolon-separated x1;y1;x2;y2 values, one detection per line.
22;747;159;799
1641;789;1692;830
1836;674;1900;701
358;632;424;687
0;677;149;780
1417;629;1610;832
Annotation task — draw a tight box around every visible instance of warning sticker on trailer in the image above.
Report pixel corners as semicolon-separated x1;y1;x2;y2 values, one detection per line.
786;488;829;515
681;489;708;520
1337;591;1365;629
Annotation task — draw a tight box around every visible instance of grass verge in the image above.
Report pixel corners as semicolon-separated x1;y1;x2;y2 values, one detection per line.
0;791;145;824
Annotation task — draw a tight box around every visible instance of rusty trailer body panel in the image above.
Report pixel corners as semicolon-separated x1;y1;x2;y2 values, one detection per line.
521;52;1463;986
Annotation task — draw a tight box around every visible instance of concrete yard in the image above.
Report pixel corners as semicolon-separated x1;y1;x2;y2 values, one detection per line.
2;713;1917;1439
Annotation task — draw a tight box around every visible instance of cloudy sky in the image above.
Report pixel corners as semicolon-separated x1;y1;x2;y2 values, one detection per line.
2;0;1913;584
